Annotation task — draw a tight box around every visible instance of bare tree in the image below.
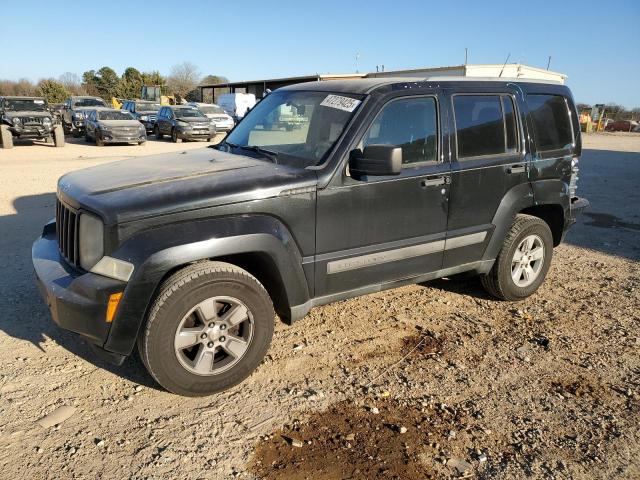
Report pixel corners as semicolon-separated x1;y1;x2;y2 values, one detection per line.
58;72;83;94
167;62;201;99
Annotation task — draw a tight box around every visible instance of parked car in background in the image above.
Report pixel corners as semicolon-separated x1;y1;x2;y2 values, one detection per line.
154;105;216;142
62;96;109;137
121;100;162;132
0;96;64;148
605;119;639;132
84;109;146;146
217;93;256;121
189;102;235;132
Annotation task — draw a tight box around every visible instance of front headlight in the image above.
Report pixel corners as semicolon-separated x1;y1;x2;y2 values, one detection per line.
140;115;149;121
79;213;104;270
90;256;134;282
12;117;20;125
74;112;85;120
43;117;52;126
177;120;191;128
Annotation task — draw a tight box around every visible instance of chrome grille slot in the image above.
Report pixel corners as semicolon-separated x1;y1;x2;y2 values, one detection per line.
56;199;80;266
22;116;44;125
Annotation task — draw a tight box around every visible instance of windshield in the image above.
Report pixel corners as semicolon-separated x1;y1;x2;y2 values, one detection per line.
4;98;47;112
200;105;225;115
224;90;363;168
74;98;106;108
137;103;161;112
175;108;205;118
98;111;134;120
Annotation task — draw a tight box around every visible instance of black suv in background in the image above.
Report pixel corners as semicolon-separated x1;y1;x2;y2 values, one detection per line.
121;100;161;132
33;78;588;396
0;96;64;148
154;105;216;142
61;96;109;137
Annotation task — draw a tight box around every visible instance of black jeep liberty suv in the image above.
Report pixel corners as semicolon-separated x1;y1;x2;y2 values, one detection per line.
33;78;588;396
1;96;65;148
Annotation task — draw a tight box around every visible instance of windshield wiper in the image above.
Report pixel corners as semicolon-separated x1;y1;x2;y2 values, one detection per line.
237;145;279;164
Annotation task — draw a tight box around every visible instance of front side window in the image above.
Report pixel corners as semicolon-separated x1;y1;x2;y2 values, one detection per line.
454;94;521;158
224;90;363;168
362;96;438;165
527;94;573;152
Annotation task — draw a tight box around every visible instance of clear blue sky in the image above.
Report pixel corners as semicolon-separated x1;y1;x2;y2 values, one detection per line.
1;0;638;107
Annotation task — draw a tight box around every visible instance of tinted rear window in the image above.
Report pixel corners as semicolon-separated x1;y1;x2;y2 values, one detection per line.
527;94;573;151
454;95;519;158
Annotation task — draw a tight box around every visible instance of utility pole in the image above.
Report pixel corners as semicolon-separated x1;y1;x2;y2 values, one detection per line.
546;56;552;70
465;48;468;65
355;53;360;73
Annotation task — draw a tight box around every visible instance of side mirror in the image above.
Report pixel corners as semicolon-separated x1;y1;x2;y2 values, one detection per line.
349;145;402;177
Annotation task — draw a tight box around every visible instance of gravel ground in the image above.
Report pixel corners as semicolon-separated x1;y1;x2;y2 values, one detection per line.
0;133;638;479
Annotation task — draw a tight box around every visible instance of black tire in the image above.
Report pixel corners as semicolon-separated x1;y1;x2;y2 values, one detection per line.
95;134;104;147
72;129;81;138
137;261;275;397
481;214;553;301
171;128;181;143
154;124;163;140
53;126;65;147
0;125;14;149
138;140;146;146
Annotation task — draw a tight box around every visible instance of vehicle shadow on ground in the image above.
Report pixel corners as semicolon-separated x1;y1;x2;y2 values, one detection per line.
563;149;640;261
0;192;160;389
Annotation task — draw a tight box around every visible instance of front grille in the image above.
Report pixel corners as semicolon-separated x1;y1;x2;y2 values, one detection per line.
112;127;139;135
21;116;44;125
56;199;80;266
148;114;157;122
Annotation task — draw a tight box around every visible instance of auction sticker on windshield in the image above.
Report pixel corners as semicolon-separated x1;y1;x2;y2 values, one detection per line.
320;95;361;113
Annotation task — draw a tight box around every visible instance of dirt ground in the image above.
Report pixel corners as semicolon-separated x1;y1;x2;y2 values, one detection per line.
0;133;638;479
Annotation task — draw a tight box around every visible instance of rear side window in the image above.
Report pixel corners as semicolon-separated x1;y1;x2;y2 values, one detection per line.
527;94;573;151
453;95;519;158
363;96;438;165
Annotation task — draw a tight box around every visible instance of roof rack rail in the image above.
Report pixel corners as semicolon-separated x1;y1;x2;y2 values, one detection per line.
422;76;563;85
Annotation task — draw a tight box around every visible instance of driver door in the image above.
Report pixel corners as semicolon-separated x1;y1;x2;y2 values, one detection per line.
314;92;451;298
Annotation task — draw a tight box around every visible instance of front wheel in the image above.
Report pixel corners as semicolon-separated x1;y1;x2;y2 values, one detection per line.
481;214;553;301
155;124;163;140
137;261;275;396
171;128;181;143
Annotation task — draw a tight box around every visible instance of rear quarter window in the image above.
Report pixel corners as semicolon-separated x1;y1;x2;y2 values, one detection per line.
527;94;573;152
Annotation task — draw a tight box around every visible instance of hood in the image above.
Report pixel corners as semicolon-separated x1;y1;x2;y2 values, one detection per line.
57;147;317;225
4;110;51;119
177;116;210;123
74;106;110;112
99;119;143;128
136;110;159;115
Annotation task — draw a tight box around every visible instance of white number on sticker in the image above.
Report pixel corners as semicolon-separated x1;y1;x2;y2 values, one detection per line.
320;95;361;113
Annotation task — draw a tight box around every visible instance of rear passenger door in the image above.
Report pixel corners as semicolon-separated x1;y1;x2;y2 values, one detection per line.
443;88;529;268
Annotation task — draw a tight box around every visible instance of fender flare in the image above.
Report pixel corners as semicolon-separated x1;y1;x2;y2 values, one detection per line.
103;215;310;356
482;182;535;261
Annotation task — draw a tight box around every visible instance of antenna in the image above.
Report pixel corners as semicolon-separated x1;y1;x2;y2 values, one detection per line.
546;56;552;70
498;53;511;77
465;48;468;65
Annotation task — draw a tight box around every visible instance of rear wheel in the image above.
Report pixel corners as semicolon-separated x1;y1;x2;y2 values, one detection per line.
481;214;553;301
137;261;274;396
154;124;163;140
0;125;14;149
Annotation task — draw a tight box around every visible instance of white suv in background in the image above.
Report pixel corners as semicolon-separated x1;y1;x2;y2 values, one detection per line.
189;102;235;132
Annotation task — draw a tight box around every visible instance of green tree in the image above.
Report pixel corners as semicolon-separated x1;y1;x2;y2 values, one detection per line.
118;67;144;99
37;79;70;103
95;66;120;99
82;70;99;95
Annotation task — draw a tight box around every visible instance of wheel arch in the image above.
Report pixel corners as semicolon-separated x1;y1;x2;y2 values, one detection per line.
520;204;565;246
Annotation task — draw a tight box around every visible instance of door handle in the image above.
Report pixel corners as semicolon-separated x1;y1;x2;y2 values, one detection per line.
420;175;450;187
508;163;527;174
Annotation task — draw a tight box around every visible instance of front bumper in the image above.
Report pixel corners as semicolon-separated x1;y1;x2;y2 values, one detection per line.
32;221;127;362
100;131;146;143
177;126;215;140
10;125;54;138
